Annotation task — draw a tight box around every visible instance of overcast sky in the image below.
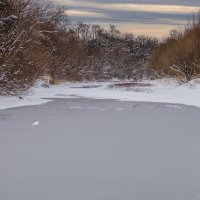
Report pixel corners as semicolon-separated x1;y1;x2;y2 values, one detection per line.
54;0;200;37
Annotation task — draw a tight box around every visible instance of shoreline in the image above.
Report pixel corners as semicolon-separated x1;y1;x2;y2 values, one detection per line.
1;79;200;111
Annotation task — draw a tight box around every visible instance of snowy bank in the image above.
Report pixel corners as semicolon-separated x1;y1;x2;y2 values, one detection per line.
1;79;200;110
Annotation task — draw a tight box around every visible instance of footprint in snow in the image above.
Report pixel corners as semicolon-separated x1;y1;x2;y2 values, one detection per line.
116;108;124;111
99;108;107;111
69;106;83;109
32;121;40;126
165;105;182;109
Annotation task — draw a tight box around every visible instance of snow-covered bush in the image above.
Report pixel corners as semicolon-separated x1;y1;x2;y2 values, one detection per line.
0;0;69;94
83;26;158;80
0;0;159;95
148;13;200;82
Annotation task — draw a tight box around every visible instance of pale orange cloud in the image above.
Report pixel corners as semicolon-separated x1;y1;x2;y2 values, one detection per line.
66;10;107;18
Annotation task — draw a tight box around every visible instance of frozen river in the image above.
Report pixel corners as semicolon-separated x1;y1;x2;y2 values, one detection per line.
0;98;200;200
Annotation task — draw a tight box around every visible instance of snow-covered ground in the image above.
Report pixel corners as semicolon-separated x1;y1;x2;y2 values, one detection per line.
1;79;200;110
1;81;200;200
1;98;200;200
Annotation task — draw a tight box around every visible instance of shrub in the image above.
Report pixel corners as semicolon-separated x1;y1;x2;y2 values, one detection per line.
148;14;200;82
0;0;160;95
0;0;67;94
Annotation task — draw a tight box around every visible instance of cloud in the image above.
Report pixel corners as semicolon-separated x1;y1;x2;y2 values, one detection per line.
66;10;107;18
53;0;200;37
58;0;200;14
71;0;200;6
104;3;199;14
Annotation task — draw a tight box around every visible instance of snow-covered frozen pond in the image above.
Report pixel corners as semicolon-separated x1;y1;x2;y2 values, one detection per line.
0;98;200;200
